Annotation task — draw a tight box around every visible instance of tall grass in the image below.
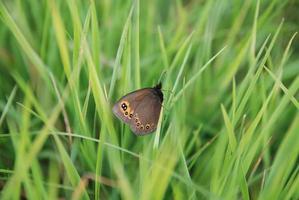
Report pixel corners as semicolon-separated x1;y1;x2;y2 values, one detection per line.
0;0;298;199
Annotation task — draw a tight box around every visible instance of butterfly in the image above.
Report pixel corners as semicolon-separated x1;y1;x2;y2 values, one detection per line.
112;83;163;135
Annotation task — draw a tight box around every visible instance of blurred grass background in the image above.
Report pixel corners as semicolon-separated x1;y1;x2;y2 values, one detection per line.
0;0;298;199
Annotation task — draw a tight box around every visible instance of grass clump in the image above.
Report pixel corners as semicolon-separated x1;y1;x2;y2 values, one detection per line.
0;0;298;199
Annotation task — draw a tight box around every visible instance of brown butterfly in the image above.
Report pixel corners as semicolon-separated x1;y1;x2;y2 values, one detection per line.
112;83;163;135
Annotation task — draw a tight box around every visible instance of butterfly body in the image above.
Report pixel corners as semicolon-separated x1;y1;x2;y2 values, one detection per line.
112;83;163;135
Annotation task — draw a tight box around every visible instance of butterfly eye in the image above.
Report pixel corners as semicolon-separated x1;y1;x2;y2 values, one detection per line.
125;111;128;115
121;103;127;111
140;125;144;129
129;113;133;118
145;124;150;129
136;122;140;127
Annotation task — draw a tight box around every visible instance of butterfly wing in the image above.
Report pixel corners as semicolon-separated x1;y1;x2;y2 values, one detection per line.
129;91;162;135
112;88;152;124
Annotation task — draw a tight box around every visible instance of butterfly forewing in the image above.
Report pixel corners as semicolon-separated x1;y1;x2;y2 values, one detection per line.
112;88;152;124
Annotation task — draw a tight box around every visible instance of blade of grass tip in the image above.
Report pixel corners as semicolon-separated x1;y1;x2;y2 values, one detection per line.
133;0;140;88
256;35;271;61
172;46;227;106
158;25;169;69
0;86;17;127
221;104;237;152
167;43;192;106
153;106;164;149
278;32;298;69
108;6;133;98
264;66;299;109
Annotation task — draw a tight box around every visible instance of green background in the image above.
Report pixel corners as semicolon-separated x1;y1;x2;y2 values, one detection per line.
0;0;298;199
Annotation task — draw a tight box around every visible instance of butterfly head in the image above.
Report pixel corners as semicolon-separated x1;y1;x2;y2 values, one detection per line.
153;83;163;102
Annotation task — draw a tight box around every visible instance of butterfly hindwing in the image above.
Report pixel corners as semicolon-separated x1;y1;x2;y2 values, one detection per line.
129;92;162;135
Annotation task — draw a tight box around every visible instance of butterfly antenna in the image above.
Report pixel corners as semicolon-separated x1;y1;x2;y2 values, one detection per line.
161;89;173;94
158;70;167;83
